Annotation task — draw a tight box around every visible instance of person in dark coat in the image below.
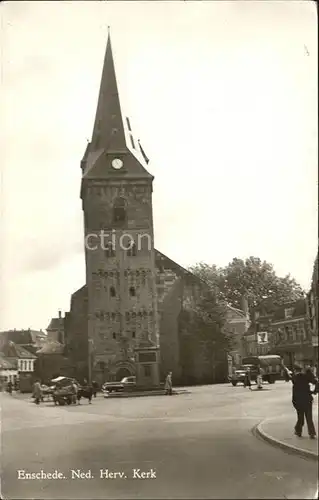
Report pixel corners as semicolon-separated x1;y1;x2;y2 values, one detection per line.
285;365;317;438
243;368;252;390
92;381;98;398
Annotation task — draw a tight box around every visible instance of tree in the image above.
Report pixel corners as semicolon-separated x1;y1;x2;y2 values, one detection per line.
189;256;304;315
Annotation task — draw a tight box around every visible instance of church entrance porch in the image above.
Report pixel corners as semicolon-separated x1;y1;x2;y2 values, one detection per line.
115;367;131;381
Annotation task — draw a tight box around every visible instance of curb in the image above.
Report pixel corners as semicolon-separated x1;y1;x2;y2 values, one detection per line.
255;419;318;461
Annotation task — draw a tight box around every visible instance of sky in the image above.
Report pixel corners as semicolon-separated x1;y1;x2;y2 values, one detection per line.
1;1;318;331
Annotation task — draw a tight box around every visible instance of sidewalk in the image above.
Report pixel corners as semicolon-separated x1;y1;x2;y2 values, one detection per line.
256;404;319;461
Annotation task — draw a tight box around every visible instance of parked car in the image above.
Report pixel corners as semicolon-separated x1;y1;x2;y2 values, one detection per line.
102;376;136;394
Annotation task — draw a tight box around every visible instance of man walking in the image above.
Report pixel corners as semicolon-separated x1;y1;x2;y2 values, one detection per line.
256;367;264;390
71;379;79;405
243;368;252;390
33;380;42;405
285;365;317;439
165;372;173;395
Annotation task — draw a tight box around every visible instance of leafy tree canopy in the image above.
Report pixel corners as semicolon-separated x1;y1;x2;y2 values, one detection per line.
179;287;232;352
189;256;304;315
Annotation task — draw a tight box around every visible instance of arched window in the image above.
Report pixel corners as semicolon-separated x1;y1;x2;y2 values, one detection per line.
105;242;115;258
113;197;126;225
129;286;136;297
110;286;116;297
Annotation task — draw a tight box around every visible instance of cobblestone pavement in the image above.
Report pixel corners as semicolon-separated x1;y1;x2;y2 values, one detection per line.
1;382;318;499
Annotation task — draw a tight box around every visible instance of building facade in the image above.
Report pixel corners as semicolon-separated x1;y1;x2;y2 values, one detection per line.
0;353;18;387
306;253;318;364
243;299;314;369
0;341;37;392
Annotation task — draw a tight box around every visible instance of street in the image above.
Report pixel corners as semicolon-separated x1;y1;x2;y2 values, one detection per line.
1;382;318;499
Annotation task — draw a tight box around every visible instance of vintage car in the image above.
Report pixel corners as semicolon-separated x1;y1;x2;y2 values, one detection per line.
102;376;136;394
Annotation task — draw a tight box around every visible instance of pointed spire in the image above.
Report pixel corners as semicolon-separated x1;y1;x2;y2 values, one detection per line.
91;30;126;152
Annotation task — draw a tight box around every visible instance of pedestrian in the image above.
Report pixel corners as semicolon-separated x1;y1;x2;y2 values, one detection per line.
92;380;98;398
33;380;42;405
287;365;317;439
243;368;252;390
7;380;13;395
256;367;263;390
165;372;173;395
71;379;79;405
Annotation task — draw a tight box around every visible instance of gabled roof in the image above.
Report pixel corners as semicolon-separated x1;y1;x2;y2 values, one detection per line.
271;299;306;322
1;341;37;359
0;352;17;370
0;329;42;345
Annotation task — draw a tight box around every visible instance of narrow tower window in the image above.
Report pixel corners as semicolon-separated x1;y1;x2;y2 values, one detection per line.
110;286;116;297
132;331;136;339
105;242;115;258
112;332;116;339
127;240;137;257
129;286;136;297
113;197;126;224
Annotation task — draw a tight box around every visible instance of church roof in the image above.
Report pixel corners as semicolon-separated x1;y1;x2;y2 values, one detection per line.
81;31;152;182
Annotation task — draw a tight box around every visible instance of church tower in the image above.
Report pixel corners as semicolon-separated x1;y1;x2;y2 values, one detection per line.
80;32;159;384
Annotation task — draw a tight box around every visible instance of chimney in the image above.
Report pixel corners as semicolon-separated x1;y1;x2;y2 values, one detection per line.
58;310;62;319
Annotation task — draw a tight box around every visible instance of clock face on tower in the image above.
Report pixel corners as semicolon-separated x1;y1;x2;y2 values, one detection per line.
112;158;123;170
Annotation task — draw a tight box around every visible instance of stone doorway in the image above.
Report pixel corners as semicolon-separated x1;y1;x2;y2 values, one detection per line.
115;367;131;381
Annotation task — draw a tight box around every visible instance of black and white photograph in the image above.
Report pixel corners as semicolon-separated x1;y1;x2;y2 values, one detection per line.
1;1;318;499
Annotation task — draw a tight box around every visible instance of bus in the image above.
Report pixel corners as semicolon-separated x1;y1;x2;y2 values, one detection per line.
241;355;283;384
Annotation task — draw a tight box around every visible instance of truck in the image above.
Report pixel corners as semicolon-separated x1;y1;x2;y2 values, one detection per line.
241;355;282;384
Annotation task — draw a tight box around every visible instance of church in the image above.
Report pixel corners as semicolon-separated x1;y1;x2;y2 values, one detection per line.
38;33;249;387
